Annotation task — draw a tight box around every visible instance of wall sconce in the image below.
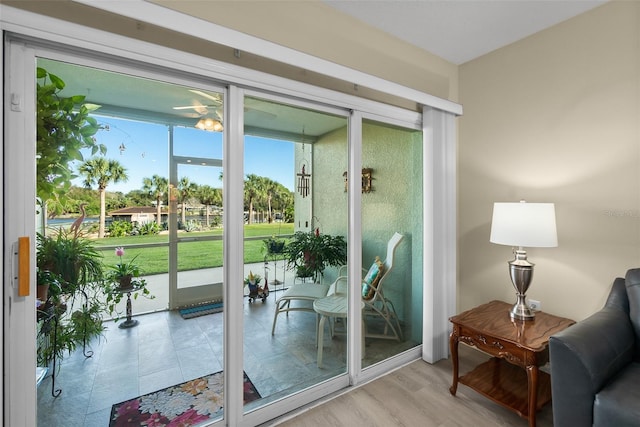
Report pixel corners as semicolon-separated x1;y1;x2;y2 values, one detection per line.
362;168;373;193
343;168;374;193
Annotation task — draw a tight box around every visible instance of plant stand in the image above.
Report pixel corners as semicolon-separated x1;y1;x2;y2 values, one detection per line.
111;284;143;328
80;289;94;358
37;290;95;398
263;255;286;300
37;307;61;397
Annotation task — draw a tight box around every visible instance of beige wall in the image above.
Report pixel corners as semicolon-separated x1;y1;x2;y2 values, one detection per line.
458;1;640;321
151;0;459;102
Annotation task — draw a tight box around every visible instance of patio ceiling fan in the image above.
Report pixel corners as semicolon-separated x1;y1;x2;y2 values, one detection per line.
172;90;223;116
174;90;277;118
172;90;224;131
173;90;278;133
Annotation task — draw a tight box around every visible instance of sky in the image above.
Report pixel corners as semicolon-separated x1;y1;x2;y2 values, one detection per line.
73;116;295;194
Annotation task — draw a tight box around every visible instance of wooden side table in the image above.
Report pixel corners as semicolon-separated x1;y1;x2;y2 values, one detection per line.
449;300;574;427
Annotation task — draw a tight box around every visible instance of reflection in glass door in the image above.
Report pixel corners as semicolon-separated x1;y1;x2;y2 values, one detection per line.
170;150;224;309
168;98;225;304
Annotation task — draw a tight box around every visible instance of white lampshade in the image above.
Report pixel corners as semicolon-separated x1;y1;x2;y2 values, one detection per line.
490;202;558;248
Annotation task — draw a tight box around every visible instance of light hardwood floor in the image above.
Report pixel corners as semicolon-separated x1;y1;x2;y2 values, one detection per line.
266;345;554;427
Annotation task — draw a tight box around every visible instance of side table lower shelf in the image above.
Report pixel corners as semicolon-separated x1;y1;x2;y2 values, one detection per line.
459;357;552;418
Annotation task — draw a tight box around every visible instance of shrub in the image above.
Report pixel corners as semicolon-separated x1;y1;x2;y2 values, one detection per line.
183;220;201;232
108;220;133;237
137;221;160;235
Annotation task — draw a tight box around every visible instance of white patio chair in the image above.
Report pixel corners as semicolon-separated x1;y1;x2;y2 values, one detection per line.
271;282;330;335
329;232;404;341
271;232;404;342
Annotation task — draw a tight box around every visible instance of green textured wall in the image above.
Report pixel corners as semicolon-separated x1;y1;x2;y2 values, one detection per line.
312;122;423;342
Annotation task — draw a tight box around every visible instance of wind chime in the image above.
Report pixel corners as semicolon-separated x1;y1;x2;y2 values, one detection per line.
297;129;311;198
297;164;310;197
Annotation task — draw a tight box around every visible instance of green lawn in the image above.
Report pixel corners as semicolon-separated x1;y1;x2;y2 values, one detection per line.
94;223;293;276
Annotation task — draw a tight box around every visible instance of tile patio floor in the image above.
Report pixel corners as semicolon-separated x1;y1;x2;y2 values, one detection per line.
37;283;416;426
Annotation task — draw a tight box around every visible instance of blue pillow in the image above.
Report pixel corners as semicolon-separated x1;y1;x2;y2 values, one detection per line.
362;256;384;300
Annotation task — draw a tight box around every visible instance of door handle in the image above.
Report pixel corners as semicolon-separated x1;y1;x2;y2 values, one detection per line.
18;236;30;296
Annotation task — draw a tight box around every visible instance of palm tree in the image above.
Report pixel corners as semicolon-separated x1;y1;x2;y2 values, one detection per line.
177;177;198;226
197;185;222;227
244;174;266;224
262;177;283;223
142;175;168;226
78;157;128;238
272;182;294;222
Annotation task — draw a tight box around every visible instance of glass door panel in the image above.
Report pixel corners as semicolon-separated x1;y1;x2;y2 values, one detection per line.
33;58;228;426
361;119;423;368
242;95;349;411
170;132;224;309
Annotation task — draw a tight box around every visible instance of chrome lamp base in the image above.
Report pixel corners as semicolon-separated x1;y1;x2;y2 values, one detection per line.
510;293;534;320
508;249;535;321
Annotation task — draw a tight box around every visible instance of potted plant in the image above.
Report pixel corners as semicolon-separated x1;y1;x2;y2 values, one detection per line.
37;229;104;295
36;67;105;217
108;247;142;290
263;236;286;256
36;269;62;303
244;271;268;303
36;228;107;365
104;247;154;319
244;271;262;287
283;228;347;283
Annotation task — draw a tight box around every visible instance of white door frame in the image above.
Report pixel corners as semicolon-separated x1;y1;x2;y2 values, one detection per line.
4;39;38;427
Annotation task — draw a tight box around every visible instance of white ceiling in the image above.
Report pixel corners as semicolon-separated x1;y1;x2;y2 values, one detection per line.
323;0;608;65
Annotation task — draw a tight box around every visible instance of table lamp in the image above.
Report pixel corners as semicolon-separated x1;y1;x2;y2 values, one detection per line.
490;201;557;320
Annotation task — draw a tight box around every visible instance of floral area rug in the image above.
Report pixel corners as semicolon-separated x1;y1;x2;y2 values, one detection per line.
109;371;260;426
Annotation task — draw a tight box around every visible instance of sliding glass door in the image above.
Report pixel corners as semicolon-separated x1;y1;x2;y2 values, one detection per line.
6;32;435;427
360;119;424;368
241;94;350;411
29;57;233;425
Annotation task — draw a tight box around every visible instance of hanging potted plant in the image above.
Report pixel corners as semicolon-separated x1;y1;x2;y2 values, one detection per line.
263;235;286;256
36;67;105;223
